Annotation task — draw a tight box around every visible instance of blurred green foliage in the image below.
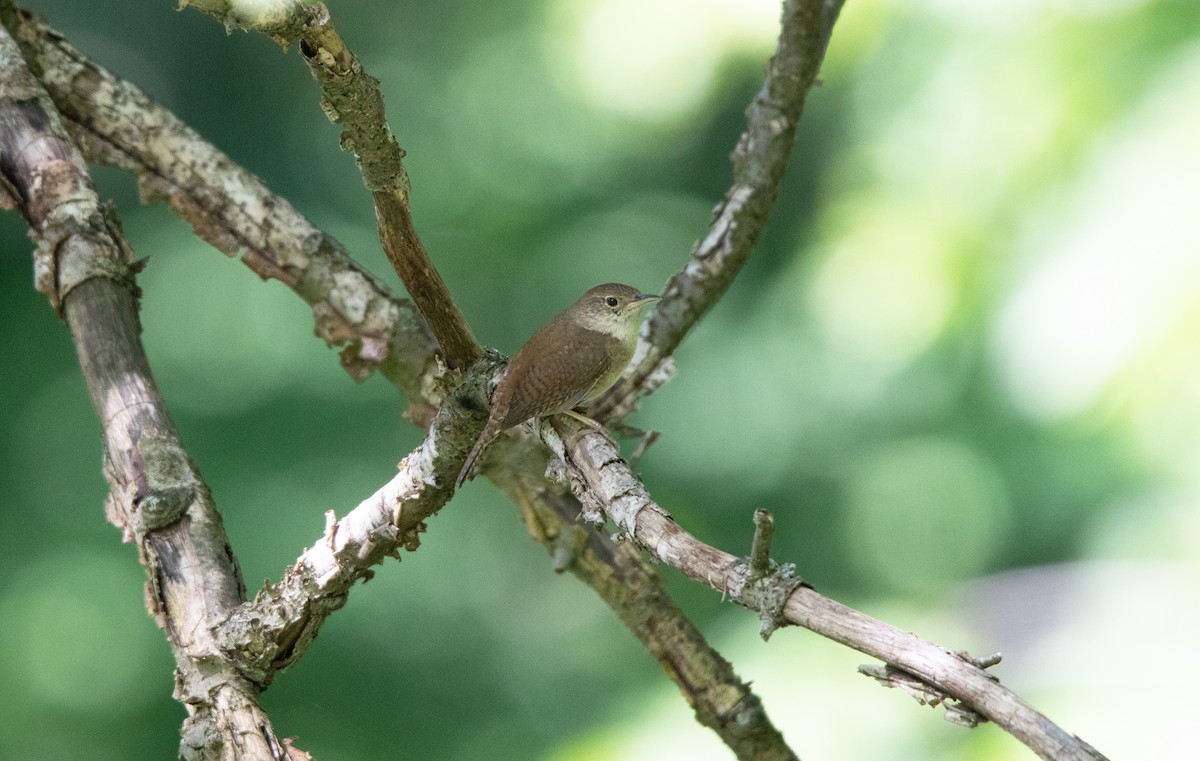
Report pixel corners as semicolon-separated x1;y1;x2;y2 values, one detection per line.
3;0;1199;759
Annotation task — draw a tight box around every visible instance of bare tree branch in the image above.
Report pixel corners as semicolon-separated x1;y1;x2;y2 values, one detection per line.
550;417;1111;761
485;435;799;761
214;392;470;685
0;13;292;761
182;0;480;369
591;0;845;422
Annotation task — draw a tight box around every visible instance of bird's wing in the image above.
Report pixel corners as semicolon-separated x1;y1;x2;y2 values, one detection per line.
500;333;612;429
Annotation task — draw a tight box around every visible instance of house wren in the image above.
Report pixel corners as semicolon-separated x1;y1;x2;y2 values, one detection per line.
455;283;660;488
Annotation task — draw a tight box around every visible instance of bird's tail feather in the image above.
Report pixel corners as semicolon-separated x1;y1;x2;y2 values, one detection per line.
455;421;498;489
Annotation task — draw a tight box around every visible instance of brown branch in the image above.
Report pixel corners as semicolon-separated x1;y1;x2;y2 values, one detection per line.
550;417;1111;761
591;0;844;422
0;13;290;761
182;0;481;369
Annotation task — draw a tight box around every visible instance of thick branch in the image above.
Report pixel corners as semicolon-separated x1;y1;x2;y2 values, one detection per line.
552;418;1110;761
215;395;468;684
591;0;844;421
486;435;798;761
0;14;287;761
181;0;481;368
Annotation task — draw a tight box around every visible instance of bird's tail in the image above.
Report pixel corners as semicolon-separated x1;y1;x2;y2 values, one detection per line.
455;421;498;489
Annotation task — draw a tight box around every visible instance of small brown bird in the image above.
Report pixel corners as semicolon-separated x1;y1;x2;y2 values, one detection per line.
456;283;660;488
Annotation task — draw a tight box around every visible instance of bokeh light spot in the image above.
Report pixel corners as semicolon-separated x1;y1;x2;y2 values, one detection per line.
134;213;335;417
811;207;954;370
993;47;1200;421
0;552;162;713
844;437;1012;594
548;0;778;123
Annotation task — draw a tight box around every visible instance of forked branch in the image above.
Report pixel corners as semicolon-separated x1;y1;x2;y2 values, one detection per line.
183;0;480;368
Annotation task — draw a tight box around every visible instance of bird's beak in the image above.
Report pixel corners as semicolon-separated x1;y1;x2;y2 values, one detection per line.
626;293;661;312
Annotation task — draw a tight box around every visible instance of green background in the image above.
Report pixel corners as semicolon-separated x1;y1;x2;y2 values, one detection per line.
2;0;1198;759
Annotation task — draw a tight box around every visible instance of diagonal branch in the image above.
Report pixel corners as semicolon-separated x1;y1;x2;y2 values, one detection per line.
183;0;480;369
551;418;1111;761
215;399;465;685
0;13;290;761
484;434;799;761
591;0;844;422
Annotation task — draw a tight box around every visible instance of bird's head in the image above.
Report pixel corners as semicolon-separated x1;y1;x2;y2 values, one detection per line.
569;283;660;342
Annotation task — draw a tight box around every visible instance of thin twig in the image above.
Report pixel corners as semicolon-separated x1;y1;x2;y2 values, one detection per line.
749;508;776;577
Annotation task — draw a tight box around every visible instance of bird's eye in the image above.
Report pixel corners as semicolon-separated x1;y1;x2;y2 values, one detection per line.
605;296;619;308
